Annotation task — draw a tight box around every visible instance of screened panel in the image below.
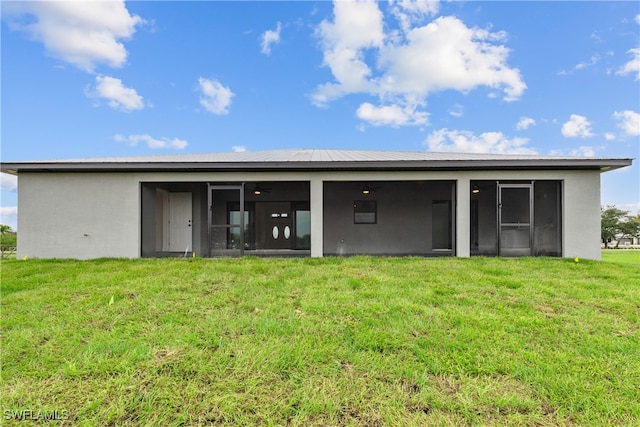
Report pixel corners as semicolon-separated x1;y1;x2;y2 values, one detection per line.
500;226;531;249
432;200;452;250
501;188;530;224
472;180;562;258
209;185;244;256
470;181;498;256
229;210;250;249
533;181;562;256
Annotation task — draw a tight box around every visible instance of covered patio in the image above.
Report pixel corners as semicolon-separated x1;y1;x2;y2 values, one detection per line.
141;181;311;257
141;179;457;258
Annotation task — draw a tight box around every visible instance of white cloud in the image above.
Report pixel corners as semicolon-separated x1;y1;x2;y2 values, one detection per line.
115;134;187;149
571;146;596;157
313;0;384;106
378;16;525;101
0;206;18;230
356;102;428;127
389;0;440;33
448;104;463;118
424;129;536;154
261;22;282;55
0;206;18;217
198;77;234;115
619;202;640;215
0;173;18;191
575;54;600;70
3;1;142;72
89;76;144;111
613;110;640;137
561;52;615;76
516;116;536;130
561;114;594;138
636;14;640;25
312;2;526;127
232;145;247;152
549;146;597;157
617;48;640;80
604;132;616;141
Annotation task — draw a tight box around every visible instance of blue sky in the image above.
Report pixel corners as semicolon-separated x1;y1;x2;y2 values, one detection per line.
1;0;639;230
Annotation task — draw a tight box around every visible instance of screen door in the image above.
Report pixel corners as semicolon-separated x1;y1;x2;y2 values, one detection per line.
499;184;532;257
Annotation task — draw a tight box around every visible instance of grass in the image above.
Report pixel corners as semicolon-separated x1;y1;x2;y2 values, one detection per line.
1;255;639;426
601;248;640;266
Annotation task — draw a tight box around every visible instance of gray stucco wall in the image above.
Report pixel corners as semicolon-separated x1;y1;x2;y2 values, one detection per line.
14;169;605;260
563;171;601;260
17;172;140;259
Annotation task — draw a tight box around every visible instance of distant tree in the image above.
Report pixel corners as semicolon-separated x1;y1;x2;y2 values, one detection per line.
601;206;640;248
615;213;640;248
0;224;16;246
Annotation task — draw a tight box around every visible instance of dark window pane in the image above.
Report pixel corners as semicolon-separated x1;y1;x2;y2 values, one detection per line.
354;200;377;224
295;210;311;249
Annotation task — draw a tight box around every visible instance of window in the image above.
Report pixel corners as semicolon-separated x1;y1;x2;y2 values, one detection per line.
354;200;377;224
295;210;311;249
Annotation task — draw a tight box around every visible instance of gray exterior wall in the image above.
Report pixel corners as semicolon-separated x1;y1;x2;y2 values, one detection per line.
15;169;604;260
323;181;454;256
563;171;601;260
17;172;140;259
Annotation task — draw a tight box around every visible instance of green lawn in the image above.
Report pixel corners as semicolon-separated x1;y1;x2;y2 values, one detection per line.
1;256;639;426
602;248;640;266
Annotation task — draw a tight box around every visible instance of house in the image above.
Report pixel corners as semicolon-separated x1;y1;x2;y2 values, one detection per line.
611;235;640;248
0;149;632;260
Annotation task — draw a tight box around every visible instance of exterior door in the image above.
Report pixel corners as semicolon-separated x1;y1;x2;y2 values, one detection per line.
499;184;532;257
169;192;192;252
208;184;244;257
256;202;292;249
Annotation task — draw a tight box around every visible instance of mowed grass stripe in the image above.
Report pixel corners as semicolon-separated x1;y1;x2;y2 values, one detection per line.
1;255;639;426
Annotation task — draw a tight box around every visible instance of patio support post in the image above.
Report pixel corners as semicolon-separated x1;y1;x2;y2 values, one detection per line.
310;177;324;257
456;178;471;257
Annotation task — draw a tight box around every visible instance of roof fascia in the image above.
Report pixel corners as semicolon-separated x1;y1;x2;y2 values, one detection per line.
0;158;633;174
